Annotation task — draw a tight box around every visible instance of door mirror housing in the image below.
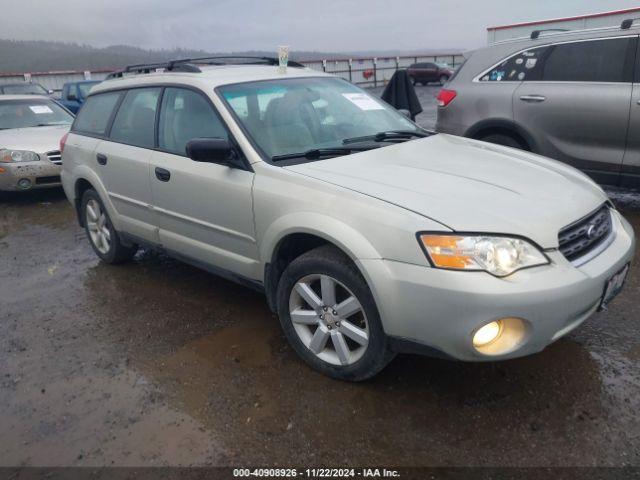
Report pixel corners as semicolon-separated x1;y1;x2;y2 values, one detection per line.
186;138;242;168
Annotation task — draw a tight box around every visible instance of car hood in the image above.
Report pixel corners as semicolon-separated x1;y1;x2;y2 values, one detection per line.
284;134;609;248
0;125;70;153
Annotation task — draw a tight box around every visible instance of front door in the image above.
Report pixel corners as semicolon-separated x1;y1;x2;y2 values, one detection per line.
149;87;258;279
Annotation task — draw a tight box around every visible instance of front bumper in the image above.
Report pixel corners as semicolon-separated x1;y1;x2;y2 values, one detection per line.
359;209;636;362
0;160;62;191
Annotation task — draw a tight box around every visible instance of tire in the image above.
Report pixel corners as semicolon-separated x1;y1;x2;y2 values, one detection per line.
81;189;137;264
479;133;525;150
276;245;394;381
439;74;449;86
411;77;417;86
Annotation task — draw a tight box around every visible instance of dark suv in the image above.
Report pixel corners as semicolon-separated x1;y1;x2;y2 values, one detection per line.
406;62;454;86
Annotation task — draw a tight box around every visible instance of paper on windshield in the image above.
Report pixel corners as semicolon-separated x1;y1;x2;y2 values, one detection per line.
29;105;53;114
342;93;384;111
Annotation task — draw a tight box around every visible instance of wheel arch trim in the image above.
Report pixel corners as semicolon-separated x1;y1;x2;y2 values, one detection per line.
465;118;537;152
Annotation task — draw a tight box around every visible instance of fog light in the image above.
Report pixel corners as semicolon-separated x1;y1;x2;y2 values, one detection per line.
17;178;32;190
473;320;502;347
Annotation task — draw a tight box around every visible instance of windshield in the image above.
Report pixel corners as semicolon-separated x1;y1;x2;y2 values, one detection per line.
218;77;421;161
1;83;49;95
78;82;99;98
0;99;74;129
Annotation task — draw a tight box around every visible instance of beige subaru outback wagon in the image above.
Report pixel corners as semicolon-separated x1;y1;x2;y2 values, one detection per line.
61;57;635;381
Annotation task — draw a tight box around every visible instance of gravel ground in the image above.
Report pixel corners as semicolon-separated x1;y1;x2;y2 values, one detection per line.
1;89;639;469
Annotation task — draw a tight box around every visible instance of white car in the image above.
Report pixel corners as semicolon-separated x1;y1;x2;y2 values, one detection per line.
60;57;635;381
0;95;73;191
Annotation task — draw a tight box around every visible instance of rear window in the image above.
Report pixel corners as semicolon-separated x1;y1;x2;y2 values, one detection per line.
541;37;632;83
73;92;122;135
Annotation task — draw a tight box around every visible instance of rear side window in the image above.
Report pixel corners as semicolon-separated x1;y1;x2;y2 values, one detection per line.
109;88;161;148
480;47;549;82
158;88;228;156
73;92;121;135
541;37;633;83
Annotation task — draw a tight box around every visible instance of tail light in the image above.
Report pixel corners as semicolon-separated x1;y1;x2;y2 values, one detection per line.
59;133;69;153
436;89;457;107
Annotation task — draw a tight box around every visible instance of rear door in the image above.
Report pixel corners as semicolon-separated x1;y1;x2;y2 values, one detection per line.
149;87;258;279
422;63;439;82
513;36;636;185
94;87;161;242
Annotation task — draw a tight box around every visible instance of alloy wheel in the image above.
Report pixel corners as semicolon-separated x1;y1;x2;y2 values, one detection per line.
289;274;369;366
86;199;111;255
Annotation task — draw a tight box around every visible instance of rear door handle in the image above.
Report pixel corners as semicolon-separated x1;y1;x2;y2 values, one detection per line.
155;167;171;182
520;95;547;103
96;153;107;165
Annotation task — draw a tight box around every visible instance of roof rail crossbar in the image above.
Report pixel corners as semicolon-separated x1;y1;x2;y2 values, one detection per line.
105;55;305;80
621;18;640;29
105;61;201;79
530;28;569;40
168;56;306;68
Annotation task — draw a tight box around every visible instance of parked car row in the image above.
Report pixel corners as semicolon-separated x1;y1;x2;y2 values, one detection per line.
2;21;637;380
0;80;101;191
52;54;633;381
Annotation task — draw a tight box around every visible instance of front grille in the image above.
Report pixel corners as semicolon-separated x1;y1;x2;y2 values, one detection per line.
46;150;62;165
35;175;61;185
558;205;612;262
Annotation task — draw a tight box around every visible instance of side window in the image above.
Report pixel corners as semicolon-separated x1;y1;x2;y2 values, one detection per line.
109;88;161;148
480;47;549;82
158;88;228;156
541;38;632;83
72;92;121;135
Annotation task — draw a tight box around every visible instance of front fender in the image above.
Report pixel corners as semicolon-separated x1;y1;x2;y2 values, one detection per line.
259;212;382;265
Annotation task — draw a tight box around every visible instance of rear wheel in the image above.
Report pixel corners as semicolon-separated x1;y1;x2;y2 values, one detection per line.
277;245;394;381
81;189;137;264
479;133;526;150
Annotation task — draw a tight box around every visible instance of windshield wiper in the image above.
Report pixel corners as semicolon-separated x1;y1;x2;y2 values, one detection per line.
271;146;376;162
342;130;430;145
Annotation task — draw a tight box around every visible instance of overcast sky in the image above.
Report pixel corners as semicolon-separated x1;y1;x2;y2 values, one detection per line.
1;0;639;52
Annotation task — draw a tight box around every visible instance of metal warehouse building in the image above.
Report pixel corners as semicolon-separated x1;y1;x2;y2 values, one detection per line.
487;7;640;43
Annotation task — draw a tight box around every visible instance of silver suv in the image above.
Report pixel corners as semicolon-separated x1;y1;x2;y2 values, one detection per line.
436;19;640;189
61;57;635;381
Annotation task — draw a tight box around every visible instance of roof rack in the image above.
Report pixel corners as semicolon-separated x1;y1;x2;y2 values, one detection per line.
621;17;640;29
106;56;305;79
530;28;569;40
492;19;640;46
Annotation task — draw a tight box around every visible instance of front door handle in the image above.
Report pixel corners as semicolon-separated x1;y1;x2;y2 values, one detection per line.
155;167;171;182
96;153;107;165
520;94;547;103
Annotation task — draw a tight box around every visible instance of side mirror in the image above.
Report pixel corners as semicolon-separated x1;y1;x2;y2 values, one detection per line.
67;93;78;101
47;89;54;95
186;138;241;167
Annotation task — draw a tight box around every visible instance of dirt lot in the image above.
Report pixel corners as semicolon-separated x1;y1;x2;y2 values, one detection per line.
1;87;639;468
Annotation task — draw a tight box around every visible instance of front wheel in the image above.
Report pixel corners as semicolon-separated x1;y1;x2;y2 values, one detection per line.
81;189;138;264
439;74;449;85
277;245;394;381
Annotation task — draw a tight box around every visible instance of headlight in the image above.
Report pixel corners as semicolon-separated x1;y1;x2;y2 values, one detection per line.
0;149;40;163
418;234;549;277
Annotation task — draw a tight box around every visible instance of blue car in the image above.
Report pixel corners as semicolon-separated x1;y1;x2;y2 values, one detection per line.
59;81;101;114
